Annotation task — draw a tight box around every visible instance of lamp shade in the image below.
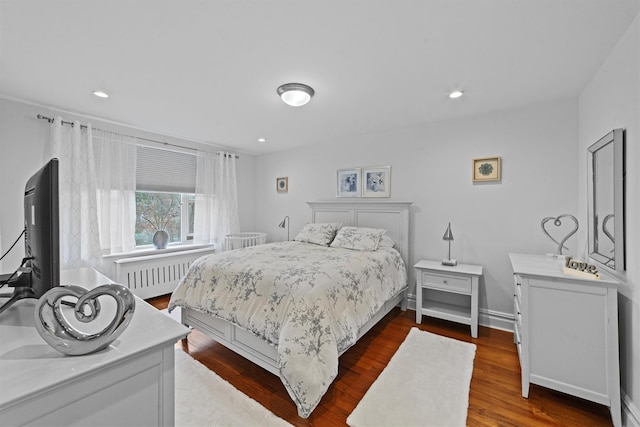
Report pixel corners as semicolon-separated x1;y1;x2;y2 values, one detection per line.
278;215;290;241
277;83;314;107
442;222;454;241
441;222;457;266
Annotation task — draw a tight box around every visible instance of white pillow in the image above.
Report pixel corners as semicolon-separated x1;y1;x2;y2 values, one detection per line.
330;226;387;251
294;223;342;246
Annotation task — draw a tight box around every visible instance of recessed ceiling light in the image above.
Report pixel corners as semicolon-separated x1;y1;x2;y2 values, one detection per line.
449;90;464;99
92;90;109;98
258;138;266;143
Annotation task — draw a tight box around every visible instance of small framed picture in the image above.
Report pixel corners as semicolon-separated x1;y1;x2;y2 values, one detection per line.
276;177;288;193
472;156;501;182
362;166;391;198
337;168;361;197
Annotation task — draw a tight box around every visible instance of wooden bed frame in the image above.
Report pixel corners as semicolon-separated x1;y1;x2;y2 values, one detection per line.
181;200;412;376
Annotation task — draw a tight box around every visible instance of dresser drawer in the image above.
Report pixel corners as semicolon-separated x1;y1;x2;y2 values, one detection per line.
514;320;523;360
514;275;523;301
514;295;522;328
421;271;471;294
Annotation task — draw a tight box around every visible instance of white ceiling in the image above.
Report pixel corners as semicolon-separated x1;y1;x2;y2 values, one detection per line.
1;0;638;155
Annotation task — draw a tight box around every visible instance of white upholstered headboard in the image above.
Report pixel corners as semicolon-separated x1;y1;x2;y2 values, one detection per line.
307;201;412;268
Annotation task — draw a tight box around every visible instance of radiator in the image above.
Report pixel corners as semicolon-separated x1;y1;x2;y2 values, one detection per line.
113;247;215;299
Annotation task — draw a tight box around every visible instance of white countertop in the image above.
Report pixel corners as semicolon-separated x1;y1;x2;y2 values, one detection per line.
508;253;619;286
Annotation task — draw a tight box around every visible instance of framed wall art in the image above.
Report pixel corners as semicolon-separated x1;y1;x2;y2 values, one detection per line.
362;166;391;198
472;156;501;182
337;168;361;197
276;177;288;193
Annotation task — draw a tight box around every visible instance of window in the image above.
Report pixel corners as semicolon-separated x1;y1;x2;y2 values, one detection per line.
135;146;197;247
134;192;195;246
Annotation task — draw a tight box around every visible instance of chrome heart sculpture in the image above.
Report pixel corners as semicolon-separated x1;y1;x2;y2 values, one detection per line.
540;214;579;255
602;213;615;247
34;284;135;356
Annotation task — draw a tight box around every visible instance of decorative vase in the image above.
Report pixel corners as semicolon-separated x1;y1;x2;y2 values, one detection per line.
152;230;169;249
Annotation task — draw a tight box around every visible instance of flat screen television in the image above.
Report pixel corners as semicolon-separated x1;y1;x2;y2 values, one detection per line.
0;158;60;314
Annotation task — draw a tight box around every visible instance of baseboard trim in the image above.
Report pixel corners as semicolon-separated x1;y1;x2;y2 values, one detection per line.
623;391;640;427
479;308;515;332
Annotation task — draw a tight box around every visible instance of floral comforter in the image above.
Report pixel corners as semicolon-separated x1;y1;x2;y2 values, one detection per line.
168;241;407;418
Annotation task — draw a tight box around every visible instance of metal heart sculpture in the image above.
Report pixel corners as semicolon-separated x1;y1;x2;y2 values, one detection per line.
540;214;579;255
34;284;135;356
602;213;615;247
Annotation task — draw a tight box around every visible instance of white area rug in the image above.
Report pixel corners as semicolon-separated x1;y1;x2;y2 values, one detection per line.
175;349;293;427
347;328;476;427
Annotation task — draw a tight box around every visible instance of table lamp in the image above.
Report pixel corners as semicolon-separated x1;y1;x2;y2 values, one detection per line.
278;215;290;241
442;222;457;266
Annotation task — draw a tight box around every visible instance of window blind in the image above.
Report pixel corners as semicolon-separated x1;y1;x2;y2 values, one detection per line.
136;146;197;193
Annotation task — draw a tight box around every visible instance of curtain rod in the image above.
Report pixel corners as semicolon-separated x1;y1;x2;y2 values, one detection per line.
36;114;239;159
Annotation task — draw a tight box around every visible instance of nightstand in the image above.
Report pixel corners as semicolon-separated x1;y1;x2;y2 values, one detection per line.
414;259;483;338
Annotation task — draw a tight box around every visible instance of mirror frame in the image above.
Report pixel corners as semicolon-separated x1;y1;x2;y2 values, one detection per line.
587;128;625;274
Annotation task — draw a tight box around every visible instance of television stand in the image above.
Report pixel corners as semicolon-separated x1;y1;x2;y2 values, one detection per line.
0;287;35;315
0;272;33;315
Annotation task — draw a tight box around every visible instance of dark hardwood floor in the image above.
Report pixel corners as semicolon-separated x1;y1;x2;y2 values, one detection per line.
147;295;613;426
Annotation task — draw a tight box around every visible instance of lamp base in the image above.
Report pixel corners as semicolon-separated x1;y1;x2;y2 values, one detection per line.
442;258;458;266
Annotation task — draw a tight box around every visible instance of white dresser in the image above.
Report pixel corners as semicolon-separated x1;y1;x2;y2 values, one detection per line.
509;253;621;427
0;268;190;426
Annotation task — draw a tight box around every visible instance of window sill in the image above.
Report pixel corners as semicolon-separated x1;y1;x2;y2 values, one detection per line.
103;243;216;260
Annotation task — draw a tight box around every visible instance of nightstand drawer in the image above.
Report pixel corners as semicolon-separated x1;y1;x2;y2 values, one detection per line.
421;271;471;294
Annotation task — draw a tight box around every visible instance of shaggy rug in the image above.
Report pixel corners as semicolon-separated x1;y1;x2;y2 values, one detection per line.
347;328;476;427
174;349;293;427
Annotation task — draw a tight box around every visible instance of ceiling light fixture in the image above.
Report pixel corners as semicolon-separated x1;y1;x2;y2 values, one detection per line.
93;90;109;98
277;83;314;107
258;138;266;143
449;90;464;99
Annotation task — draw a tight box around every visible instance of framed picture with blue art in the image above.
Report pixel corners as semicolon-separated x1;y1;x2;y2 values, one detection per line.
276;177;288;193
337;168;361;197
363;166;391;198
472;156;501;182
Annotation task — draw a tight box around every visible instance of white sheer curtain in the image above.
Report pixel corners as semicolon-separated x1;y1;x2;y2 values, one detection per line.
93;130;137;254
47;117;103;270
193;151;240;249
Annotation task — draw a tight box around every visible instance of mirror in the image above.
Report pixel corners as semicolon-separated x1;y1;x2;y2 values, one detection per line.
588;128;625;273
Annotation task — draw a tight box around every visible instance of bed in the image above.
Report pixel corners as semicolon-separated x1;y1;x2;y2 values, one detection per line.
168;201;412;418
